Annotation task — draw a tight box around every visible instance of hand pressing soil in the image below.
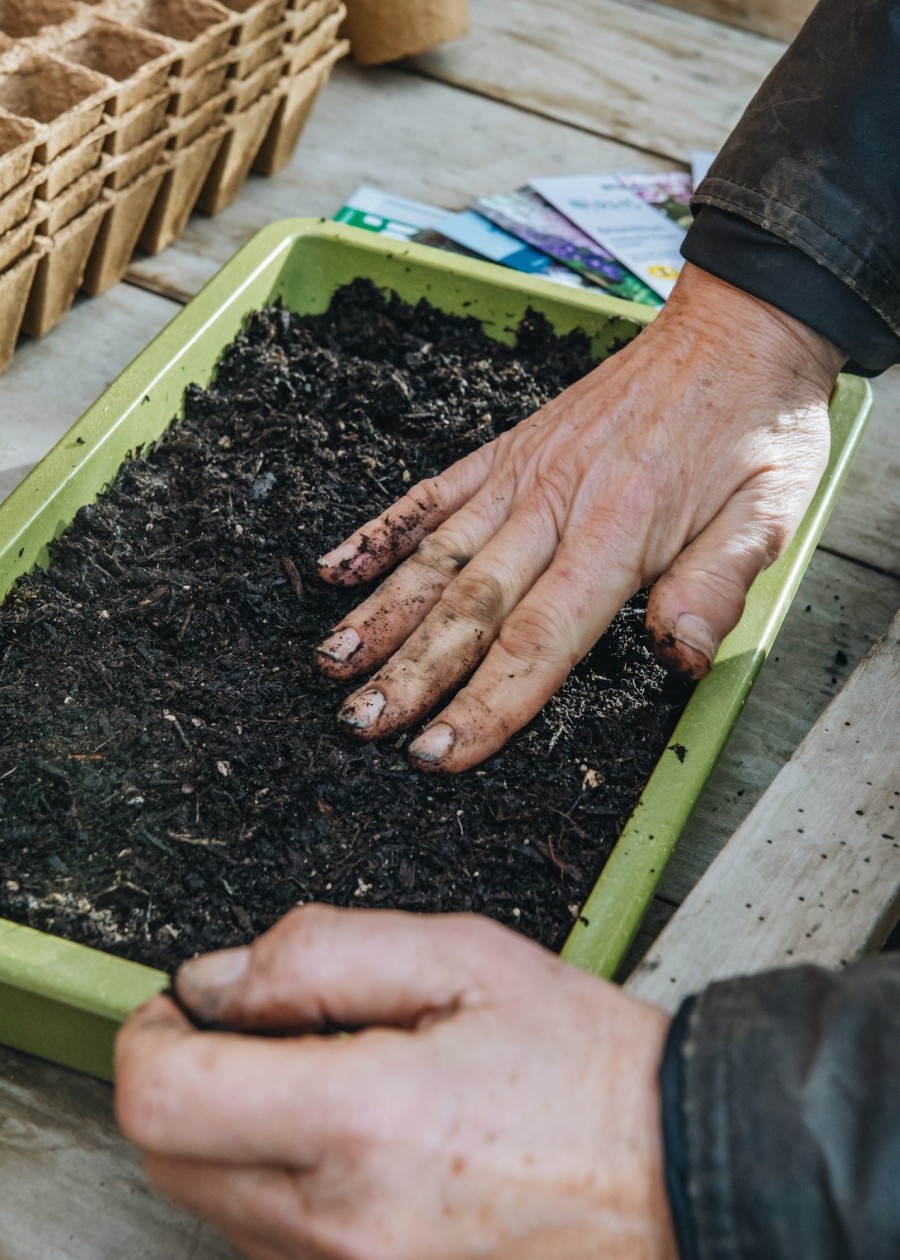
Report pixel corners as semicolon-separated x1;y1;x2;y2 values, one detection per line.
0;282;692;972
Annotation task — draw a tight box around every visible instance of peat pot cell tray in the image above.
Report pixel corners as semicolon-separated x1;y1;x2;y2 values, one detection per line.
218;0;290;46
0;52;110;163
109;0;237;78
0;0;80;41
0;221;872;1080
50;18;177;117
0;114;37;200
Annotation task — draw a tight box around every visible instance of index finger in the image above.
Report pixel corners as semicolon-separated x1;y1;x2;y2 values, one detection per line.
116;995;370;1166
317;444;494;586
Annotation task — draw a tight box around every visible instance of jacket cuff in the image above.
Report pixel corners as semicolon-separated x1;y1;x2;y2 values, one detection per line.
683;207;900;375
660;996;701;1260
672;959;900;1260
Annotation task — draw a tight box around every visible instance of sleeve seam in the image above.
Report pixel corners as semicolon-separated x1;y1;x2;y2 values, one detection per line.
693;181;900;334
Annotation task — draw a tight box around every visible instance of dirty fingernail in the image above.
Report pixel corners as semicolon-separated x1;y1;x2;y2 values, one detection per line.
178;947;250;999
316;627;361;663
339;688;386;731
318;542;357;569
674;613;716;666
409;722;456;764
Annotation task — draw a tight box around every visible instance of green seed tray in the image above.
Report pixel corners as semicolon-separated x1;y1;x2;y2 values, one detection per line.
0;220;872;1079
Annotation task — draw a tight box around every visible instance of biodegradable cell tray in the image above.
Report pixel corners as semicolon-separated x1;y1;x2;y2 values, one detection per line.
253;39;346;176
139;122;223;254
104;128;167;190
283;4;344;75
167;54;230;117
166;89;228;150
33;160;105;235
0;243;43;371
104;0;237;79
0;114;37;199
0;0;81;43
286;0;339;43
83;160;168;294
196;84;279;215
0;50;110;163
219;0;289;46
22;197;106;336
104;87;169;155
0;221;873;1078
226;50;283;112
229;20;288;81
0;207;39;272
0;170;36;235
32;126;106;200
47;15;177;117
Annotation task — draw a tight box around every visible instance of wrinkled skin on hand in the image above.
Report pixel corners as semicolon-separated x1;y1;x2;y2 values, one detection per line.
314;263;846;772
117;906;676;1260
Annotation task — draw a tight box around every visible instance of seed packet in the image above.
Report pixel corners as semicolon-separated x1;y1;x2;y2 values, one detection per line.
531;174;686;300
474;188;661;307
416;215;590;289
334;185;451;240
617;171;694;231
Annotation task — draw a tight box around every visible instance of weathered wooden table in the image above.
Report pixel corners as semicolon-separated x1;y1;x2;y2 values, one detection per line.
1;3;898;1255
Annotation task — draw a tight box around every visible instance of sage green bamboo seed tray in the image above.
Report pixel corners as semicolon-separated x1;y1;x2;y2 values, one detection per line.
0;221;872;1079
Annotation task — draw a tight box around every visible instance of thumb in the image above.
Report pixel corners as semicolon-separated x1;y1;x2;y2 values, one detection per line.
174;904;538;1033
646;476;801;679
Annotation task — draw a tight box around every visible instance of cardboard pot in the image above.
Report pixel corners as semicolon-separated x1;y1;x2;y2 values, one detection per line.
342;0;468;65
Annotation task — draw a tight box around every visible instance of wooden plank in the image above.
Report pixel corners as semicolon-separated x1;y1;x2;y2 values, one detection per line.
125;59;670;301
656;0;813;42
658;549;900;904
409;0;785;161
0;1045;237;1260
627;608;900;1010
0;287;180;482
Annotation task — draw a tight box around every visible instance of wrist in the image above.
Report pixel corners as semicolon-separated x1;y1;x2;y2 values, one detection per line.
594;988;679;1260
659;262;847;397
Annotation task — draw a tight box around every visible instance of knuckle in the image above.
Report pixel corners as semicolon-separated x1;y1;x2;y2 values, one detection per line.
409;473;451;515
275;903;340;955
409;532;470;581
499;604;572;665
746;516;789;568
440;569;506;627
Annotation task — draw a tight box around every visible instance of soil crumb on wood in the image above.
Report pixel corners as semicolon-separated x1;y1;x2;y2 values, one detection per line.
0;282;692;971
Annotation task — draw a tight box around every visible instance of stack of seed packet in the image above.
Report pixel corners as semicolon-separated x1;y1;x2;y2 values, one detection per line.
335;154;718;310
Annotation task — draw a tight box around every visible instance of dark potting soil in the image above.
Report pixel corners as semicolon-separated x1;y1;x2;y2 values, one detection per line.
0;282;693;972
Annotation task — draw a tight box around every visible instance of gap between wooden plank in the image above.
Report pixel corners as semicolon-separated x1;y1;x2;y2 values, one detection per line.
395;62;688;168
408;0;786;161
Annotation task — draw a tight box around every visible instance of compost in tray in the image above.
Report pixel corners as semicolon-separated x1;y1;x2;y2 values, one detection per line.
0;282;692;972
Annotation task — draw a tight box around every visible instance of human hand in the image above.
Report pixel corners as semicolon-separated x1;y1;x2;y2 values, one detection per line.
117;905;676;1260
314;263;846;772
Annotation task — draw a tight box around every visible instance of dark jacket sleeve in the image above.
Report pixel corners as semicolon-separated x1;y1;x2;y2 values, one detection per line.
660;956;900;1260
682;0;900;374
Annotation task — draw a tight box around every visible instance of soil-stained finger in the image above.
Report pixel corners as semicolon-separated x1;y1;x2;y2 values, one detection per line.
317;443;494;585
334;510;559;739
406;553;639;772
316;487;514;679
